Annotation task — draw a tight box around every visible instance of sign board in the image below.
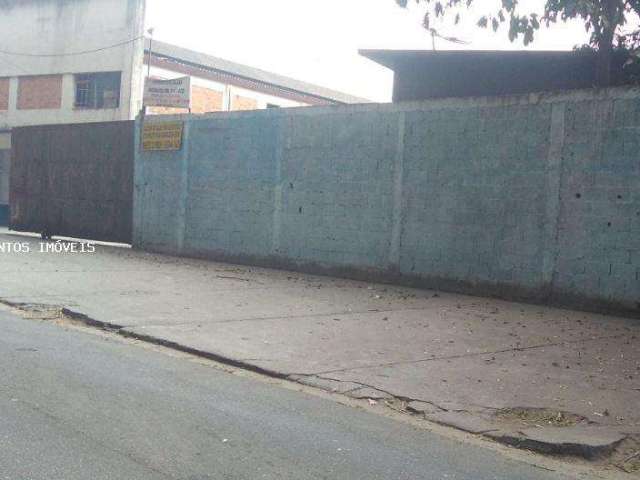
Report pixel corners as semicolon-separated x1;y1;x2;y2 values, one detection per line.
143;76;191;109
142;121;184;151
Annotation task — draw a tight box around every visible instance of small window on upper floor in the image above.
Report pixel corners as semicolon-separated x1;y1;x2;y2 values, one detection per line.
266;103;281;109
74;72;121;109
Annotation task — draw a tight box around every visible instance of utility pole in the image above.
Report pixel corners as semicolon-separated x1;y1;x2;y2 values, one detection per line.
147;27;154;79
143;27;154;117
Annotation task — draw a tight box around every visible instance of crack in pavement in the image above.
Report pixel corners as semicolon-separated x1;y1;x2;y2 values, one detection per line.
116;306;447;329
307;333;629;376
2;282;388;294
2;297;427;327
288;372;451;412
212;305;445;323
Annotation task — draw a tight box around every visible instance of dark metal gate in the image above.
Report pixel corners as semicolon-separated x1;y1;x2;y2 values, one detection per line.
10;121;134;244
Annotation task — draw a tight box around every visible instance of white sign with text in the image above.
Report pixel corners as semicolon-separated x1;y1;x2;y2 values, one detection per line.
143;76;192;109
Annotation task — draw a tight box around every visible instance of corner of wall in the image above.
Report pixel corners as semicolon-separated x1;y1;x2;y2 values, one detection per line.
126;0;147;120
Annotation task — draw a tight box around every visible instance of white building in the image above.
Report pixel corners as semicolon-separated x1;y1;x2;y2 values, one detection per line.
143;39;367;115
0;0;146;130
0;0;366;220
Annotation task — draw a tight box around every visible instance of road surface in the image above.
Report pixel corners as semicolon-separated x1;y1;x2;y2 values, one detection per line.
0;309;575;480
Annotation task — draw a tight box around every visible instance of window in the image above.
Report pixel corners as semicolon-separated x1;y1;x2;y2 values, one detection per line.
74;72;121;109
266;103;281;109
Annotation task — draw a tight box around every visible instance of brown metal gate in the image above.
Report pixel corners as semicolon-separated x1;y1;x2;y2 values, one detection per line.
10;121;134;244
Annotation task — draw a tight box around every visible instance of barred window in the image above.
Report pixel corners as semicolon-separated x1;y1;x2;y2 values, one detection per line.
74;72;121;109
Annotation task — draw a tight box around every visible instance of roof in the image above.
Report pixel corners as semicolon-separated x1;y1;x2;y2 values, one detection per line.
145;39;369;105
359;49;598;70
358;49;622;101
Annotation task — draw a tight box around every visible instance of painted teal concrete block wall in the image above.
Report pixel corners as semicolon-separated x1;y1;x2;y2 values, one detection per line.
134;87;640;315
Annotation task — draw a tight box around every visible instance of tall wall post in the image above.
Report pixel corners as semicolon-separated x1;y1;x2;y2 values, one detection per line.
388;111;406;270
176;118;191;253
272;116;285;255
542;102;566;294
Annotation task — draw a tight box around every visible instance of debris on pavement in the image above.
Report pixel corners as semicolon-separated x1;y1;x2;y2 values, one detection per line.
2;234;640;470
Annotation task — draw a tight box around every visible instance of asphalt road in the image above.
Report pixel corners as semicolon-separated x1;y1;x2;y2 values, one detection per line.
0;310;575;480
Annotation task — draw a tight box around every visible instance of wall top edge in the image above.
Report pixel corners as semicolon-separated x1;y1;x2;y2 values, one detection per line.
137;85;640;124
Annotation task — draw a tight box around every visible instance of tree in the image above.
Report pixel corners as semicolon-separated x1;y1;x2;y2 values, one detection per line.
396;0;640;86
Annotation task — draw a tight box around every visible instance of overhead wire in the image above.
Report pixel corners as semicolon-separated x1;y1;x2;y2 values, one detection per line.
0;35;144;58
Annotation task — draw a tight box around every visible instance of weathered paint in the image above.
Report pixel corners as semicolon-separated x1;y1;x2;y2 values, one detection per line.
11;121;134;243
134;87;640;316
0;0;146;129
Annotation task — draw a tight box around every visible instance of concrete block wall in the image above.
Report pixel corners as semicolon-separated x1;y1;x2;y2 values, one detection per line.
400;103;555;296
134;87;640;315
552;98;640;308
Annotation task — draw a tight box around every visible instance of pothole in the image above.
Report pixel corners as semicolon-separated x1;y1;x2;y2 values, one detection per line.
494;407;585;428
0;301;64;321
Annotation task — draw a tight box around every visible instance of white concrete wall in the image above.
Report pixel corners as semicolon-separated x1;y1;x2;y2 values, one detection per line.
0;0;146;129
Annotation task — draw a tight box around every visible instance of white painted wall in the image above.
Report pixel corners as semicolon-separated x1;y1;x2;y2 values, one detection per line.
0;0;146;129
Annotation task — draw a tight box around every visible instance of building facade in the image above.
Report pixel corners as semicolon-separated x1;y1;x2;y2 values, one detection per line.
0;0;146;131
0;0;364;133
0;0;365;220
0;0;146;219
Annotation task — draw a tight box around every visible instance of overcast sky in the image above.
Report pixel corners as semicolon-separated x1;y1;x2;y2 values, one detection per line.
145;0;591;102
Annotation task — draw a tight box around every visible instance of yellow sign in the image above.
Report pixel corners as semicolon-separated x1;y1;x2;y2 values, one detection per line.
142;121;184;151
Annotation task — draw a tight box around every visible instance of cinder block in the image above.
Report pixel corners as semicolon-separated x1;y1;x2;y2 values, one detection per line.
132;94;640;310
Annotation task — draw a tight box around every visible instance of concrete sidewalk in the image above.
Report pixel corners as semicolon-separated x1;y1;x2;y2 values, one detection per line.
1;231;639;468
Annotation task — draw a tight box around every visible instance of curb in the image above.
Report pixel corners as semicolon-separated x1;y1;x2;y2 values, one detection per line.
4;301;632;462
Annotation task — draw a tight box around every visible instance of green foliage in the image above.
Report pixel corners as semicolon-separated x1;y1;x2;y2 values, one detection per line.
396;0;640;51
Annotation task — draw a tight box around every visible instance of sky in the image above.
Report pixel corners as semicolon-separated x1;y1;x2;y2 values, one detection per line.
145;0;592;102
